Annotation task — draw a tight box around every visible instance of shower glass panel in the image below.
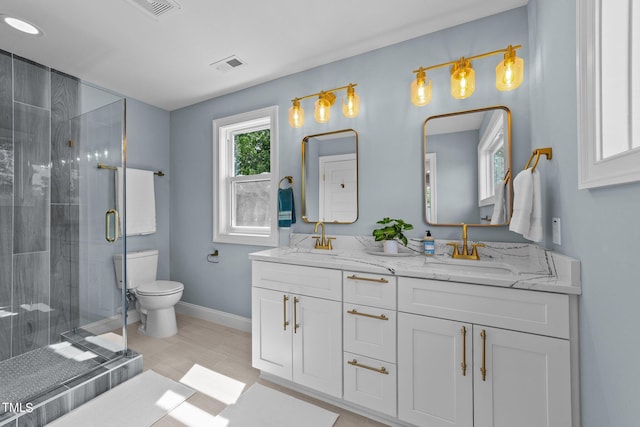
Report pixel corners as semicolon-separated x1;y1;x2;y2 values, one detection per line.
0;52;129;420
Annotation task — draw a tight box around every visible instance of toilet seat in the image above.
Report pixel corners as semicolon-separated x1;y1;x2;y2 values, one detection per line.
136;280;184;296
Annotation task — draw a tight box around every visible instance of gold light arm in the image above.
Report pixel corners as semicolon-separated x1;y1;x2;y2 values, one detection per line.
412;45;522;74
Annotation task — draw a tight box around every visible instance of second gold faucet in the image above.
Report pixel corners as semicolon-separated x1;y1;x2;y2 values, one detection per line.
313;221;335;250
447;223;484;260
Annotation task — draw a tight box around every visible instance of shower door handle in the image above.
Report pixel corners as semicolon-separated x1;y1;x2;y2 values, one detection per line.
105;209;120;243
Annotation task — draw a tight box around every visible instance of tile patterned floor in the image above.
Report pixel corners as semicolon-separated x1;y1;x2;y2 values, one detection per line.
123;314;388;427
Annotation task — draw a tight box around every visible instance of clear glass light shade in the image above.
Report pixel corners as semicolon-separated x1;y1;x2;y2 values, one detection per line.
410;75;432;106
342;91;360;118
288;101;304;128
450;60;475;99
496;55;524;91
314;96;331;123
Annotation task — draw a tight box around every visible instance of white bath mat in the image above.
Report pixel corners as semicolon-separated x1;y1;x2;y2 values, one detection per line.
213;383;339;427
48;370;194;427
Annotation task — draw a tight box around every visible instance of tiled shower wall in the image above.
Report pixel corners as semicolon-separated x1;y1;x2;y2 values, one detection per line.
0;49;81;361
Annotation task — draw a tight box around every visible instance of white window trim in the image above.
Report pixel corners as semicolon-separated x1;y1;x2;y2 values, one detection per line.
213;106;279;246
577;0;640;189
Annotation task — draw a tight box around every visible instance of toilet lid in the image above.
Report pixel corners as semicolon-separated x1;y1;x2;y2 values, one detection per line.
136;280;184;296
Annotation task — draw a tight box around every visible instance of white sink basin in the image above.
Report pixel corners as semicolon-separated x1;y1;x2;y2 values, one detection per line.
425;258;519;276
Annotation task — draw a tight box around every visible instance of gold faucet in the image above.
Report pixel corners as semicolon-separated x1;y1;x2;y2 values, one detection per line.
447;223;485;260
313;221;335;250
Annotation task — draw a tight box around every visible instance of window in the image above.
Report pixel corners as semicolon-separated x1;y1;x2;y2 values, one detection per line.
578;0;640;188
477;110;505;206
213;106;278;246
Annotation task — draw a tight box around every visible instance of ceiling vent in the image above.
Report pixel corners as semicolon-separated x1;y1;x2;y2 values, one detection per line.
210;55;247;73
125;0;181;20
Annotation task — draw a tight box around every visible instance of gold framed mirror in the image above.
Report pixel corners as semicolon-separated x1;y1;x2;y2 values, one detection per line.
424;106;512;226
301;129;358;223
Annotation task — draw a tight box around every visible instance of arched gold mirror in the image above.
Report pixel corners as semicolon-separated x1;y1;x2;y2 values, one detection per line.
302;129;358;223
424;106;512;226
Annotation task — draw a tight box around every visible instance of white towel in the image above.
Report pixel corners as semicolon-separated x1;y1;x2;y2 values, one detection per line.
509;168;542;242
490;181;506;225
116;167;157;236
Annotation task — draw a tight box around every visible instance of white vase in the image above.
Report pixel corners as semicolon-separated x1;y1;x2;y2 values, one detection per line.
383;240;398;254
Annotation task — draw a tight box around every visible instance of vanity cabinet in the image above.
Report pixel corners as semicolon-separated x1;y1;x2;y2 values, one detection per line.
398;277;572;427
251;261;342;397
343;272;397;417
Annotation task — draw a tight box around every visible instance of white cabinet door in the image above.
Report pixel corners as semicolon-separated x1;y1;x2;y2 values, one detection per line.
251;287;292;380
398;313;473;427
292;295;343;398
473;326;572;427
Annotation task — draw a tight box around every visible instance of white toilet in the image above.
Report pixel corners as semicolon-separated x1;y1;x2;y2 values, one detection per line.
114;249;184;338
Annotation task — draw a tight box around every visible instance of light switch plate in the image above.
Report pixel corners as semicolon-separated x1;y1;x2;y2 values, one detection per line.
552;218;561;245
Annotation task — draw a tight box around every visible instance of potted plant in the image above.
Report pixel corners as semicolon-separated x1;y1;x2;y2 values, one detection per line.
372;217;414;254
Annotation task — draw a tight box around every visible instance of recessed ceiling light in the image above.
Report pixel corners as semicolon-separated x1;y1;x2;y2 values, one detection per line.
1;14;43;36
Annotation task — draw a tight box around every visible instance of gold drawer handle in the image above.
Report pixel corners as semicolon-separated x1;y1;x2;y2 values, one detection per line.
346;275;389;283
346;309;388;321
347;359;389;375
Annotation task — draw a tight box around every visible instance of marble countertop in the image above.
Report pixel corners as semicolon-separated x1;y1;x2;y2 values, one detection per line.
248;234;581;295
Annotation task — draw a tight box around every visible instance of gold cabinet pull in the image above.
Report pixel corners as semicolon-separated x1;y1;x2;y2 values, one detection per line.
346;309;388;321
105;209;119;243
293;296;300;333
346;275;389;284
283;295;289;331
347;359;389;375
480;329;487;381
461;326;467;376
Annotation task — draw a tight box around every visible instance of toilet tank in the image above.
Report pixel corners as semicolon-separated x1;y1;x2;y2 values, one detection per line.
113;249;159;290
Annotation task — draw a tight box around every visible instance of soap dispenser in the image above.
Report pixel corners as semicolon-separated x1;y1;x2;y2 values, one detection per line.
423;230;435;256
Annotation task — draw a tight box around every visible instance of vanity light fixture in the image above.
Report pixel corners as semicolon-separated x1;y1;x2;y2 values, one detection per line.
0;14;43;35
288;83;360;127
410;44;523;106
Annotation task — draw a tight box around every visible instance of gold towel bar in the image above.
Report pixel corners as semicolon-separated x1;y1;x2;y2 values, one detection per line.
97;163;164;176
524;148;552;173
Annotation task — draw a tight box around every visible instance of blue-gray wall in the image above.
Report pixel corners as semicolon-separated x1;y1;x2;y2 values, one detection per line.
165;3;640;426
528;1;640;426
169;7;531;321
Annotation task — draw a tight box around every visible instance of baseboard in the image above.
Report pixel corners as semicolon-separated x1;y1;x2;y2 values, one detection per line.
175;301;251;332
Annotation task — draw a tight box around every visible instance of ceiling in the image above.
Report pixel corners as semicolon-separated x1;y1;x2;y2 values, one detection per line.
0;0;527;111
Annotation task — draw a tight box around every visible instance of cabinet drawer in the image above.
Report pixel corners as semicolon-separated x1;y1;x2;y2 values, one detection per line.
344;352;397;417
344;303;396;363
252;261;341;300
343;271;396;309
398;277;570;339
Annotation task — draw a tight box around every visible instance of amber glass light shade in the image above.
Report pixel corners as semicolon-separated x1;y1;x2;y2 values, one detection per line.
288;99;304;128
410;68;432;106
314;93;332;123
450;59;475;99
342;85;360;118
496;46;524;91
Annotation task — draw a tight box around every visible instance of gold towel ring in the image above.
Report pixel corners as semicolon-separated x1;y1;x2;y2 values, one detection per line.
279;176;294;189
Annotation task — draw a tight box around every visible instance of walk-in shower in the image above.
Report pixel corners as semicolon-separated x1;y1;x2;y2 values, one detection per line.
0;50;140;426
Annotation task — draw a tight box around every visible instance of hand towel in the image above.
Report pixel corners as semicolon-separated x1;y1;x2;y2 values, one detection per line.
509;168;543;242
509;168;533;236
116;167;157;236
524;169;543;242
490;181;506;225
278;187;296;228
